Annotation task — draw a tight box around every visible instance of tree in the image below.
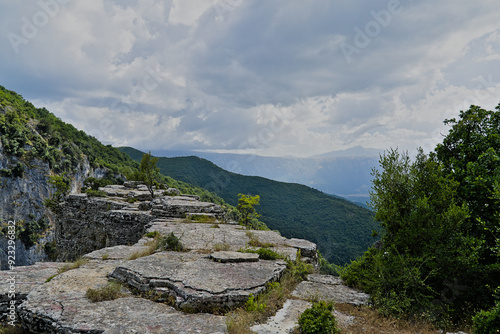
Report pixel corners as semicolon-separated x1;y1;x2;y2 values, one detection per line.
435;104;500;260
342;149;484;323
139;151;161;198
237;194;261;228
44;174;71;211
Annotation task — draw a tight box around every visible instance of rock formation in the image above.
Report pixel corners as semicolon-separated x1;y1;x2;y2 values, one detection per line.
1;184;375;333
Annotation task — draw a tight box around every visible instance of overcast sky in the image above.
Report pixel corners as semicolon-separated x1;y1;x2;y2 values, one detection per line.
1;0;500;157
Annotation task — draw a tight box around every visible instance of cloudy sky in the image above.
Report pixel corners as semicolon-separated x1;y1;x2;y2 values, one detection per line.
1;0;500;157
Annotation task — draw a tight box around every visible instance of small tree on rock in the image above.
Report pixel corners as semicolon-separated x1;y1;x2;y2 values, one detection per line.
139;151;161;198
237;194;261;228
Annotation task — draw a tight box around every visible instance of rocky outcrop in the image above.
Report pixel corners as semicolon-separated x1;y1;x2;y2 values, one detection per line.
110;252;287;312
17;260;226;334
54;194;152;261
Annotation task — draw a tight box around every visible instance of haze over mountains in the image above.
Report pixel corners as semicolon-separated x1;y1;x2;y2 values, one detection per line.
151;146;381;206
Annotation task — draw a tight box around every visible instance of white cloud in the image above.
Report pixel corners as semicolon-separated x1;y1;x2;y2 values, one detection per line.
1;0;500;157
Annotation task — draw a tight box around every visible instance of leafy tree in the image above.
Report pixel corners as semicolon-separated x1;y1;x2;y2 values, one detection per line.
342;149;484;324
435;104;500;261
139;151;161;198
237;194;261;228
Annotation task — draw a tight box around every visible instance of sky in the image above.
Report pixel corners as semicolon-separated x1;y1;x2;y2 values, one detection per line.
1;0;500;158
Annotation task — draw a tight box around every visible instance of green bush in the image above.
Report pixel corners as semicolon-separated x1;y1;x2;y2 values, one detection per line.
245;293;266;312
144;231;161;238
287;251;314;282
159;232;185;252
85;189;107;197
298;301;339;334
472;302;500;334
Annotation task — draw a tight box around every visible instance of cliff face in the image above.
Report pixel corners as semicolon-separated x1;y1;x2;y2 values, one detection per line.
0;142;105;268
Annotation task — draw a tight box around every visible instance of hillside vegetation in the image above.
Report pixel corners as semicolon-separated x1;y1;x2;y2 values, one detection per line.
120;147;378;265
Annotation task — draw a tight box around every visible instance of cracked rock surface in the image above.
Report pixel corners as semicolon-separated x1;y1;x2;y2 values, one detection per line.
110;251;287;312
17;260;226;333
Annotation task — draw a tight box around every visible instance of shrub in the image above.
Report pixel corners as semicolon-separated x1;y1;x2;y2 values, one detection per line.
287;251;314;281
159;232;185;252
86;281;126;302
246;293;266;312
214;243;230;251
85;189;107;197
239;247;282;260
144;231;161;238
298;301;339;334
472;302;500;334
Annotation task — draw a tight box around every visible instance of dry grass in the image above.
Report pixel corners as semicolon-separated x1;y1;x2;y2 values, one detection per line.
127;237;160;260
214;243;231;251
86;281;126;302
57;257;89;274
335;304;443;334
245;231;274;248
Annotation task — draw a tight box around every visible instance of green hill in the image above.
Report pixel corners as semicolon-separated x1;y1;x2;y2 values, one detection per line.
0;85;225;207
120;147;378;265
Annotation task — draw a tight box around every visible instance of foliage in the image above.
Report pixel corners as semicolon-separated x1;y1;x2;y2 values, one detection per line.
85;189;108;197
342;104;500;328
435;104;500;263
44;174;71;211
318;251;340;276
144;231;161;238
472;302;500;334
0;85;140;175
44;240;58;260
18;217;49;247
237;194;261;228
159;232;185;252
86;281;126;303
239;247;282;260
298;301;340;334
245;293;266;312
286;251;314;281
83;177;114;191
138;152;161;198
342;149;488;325
119;146;378;265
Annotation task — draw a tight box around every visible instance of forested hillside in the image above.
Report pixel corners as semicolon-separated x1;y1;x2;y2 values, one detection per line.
120;147;378;265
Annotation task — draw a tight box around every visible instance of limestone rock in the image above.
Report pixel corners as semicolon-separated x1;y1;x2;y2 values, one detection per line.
151;197;224;219
17;260;226;333
209;251;259;263
0;262;61;321
110;251;287;312
291;274;369;305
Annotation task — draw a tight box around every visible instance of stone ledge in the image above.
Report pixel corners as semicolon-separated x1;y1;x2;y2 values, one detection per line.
209;251;259;263
110;251;287;312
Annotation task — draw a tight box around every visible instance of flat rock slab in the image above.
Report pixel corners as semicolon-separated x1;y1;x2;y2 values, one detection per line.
251;299;312;334
110;251;287;312
210;251;259;263
292;274;369;305
0;262;62;320
83;244;151;261
146;220;316;262
18;260;226;333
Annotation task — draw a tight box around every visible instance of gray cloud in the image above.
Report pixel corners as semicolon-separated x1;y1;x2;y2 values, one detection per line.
1;0;500;157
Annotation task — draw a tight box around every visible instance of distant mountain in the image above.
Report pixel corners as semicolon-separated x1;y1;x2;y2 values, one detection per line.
120;147;379;265
150;148;380;206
